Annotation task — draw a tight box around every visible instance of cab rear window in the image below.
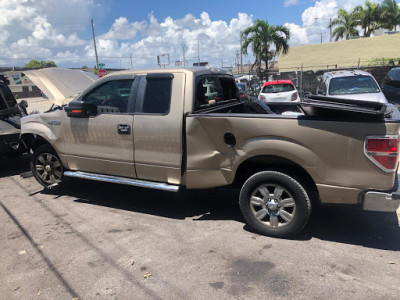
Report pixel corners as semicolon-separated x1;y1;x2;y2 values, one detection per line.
195;75;237;111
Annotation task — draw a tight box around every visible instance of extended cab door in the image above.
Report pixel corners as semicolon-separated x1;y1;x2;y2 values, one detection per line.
132;72;185;184
63;75;138;178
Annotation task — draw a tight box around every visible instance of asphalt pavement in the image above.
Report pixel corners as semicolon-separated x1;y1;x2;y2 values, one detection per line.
0;154;400;299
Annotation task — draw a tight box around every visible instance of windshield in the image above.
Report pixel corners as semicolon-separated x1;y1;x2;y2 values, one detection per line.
388;68;400;81
261;83;294;94
329;75;380;95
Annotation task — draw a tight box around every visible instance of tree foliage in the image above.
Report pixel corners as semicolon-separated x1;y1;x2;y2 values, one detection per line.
354;1;382;37
24;60;57;69
331;0;400;41
241;19;290;76
331;9;360;41
381;0;400;31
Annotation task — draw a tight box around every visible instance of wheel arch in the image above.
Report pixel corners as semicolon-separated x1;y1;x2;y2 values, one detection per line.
234;155;320;205
21;133;68;169
21;133;53;151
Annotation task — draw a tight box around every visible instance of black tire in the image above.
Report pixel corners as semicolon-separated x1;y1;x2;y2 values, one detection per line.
239;170;311;238
30;144;65;189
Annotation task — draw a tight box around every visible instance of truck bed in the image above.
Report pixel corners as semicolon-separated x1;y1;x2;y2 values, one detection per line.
185;99;400;205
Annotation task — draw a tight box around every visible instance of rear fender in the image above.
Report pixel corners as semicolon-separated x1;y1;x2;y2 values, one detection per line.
235;137;324;183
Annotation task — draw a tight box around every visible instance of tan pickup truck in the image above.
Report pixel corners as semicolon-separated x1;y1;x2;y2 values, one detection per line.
20;68;400;238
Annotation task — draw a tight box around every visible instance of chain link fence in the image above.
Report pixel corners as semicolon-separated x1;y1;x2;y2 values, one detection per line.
236;65;396;100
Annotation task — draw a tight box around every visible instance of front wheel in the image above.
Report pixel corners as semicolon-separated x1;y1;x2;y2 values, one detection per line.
239;170;311;238
30;144;64;189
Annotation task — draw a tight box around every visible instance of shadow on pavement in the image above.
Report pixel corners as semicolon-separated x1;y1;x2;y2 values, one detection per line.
299;205;400;251
44;179;400;251
51;178;243;221
0;154;30;178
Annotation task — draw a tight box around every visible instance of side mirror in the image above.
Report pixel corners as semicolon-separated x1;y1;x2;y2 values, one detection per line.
317;90;325;96
19;100;28;108
64;101;97;118
18;100;28;116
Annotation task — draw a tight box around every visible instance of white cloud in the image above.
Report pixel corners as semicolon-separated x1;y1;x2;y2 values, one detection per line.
101;17;146;40
288;0;386;45
284;0;300;7
1;0;390;69
284;23;309;45
87;12;254;69
0;0;92;65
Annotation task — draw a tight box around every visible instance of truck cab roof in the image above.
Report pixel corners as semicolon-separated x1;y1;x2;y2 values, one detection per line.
103;67;232;78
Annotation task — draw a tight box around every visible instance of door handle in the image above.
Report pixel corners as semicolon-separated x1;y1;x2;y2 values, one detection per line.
117;124;131;134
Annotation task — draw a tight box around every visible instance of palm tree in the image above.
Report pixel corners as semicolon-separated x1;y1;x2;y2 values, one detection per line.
354;1;382;37
331;9;360;41
241;19;290;77
381;0;400;31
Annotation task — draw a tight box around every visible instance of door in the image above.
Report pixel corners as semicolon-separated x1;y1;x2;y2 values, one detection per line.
133;72;185;184
63;76;138;178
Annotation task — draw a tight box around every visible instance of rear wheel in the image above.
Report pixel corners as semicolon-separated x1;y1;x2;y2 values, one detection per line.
239;170;311;238
30;144;64;189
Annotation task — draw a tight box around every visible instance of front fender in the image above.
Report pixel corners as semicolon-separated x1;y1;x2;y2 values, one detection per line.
21;113;63;154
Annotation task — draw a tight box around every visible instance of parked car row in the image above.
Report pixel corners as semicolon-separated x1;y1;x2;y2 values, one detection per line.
249;68;400;105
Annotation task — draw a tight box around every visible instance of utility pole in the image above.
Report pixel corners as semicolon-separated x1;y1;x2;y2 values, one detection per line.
130;55;133;69
315;17;333;43
197;39;200;63
319;32;323;44
235;50;240;74
181;44;187;66
91;18;99;69
240;31;243;73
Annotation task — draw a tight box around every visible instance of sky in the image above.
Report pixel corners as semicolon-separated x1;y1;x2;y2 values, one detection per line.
0;0;393;69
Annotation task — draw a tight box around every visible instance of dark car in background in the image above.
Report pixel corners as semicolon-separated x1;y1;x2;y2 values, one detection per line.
382;67;400;106
0;75;27;156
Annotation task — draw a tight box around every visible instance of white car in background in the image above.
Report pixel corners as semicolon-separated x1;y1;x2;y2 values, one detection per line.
316;70;388;103
258;80;299;103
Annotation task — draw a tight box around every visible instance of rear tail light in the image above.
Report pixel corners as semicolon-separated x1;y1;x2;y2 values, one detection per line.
259;95;266;102
291;92;298;101
365;136;399;172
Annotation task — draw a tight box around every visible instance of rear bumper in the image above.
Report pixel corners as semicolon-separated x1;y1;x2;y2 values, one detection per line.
363;174;400;212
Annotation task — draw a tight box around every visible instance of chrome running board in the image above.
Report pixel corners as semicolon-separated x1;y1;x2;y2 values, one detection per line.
63;171;179;192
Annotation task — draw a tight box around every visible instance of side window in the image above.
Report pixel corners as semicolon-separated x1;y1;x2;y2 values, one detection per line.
318;78;327;95
0;88;7;110
220;77;238;100
138;76;172;114
82;79;133;113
